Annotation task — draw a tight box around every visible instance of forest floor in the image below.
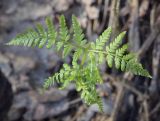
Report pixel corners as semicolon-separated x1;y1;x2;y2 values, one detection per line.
0;0;160;121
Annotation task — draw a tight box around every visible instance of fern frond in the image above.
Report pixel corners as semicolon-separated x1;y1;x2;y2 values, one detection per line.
73;48;83;62
7;17;57;49
27;29;39;47
96;27;112;50
36;23;47;48
121;53;136;71
58;15;73;57
95;27;112;63
44;64;76;89
106;31;126;67
72;15;85;45
80;84;103;111
103;31;151;77
7;15;151;112
63;44;73;57
71;15;88;62
7;29;35;46
45;17;57;49
125;58;151;77
106;31;126;53
115;44;128;69
97;97;103;112
57;15;70;51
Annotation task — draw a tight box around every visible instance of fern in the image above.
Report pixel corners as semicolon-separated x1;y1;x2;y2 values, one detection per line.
106;31;126;67
58;15;71;57
45;17;57;49
95;27;112;63
7;15;152;111
72;15;88;63
95;27;112;50
72;15;85;45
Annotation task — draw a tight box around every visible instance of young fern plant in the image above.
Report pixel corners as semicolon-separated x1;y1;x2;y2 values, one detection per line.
7;15;151;111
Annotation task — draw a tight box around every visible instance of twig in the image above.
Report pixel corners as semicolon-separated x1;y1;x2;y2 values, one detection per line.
150;102;160;116
69;106;85;121
138;28;159;57
69;98;82;105
108;0;120;37
143;100;149;121
109;85;124;121
103;73;148;101
103;73;149;121
98;0;110;33
115;81;148;100
128;0;140;51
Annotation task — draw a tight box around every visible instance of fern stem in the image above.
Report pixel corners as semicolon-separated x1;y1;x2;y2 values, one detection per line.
81;53;87;65
65;41;86;50
88;50;107;54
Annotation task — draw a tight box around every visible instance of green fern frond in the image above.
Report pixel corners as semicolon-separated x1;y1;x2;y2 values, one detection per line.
72;15;85;45
96;27;112;50
125;59;151;77
115;44;128;69
116;44;128;57
7;17;57;49
43;73;58;89
45;17;57;49
36;23;47;48
94;27;112;63
71;15;88;62
44;64;76;89
7;15;151;112
73;48;83;62
57;15;70;51
106;31;126;53
7;29;35;46
97;96;103;112
58;15;73;57
63;44;73;57
105;31;126;68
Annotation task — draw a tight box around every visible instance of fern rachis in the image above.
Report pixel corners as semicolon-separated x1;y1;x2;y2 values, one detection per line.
7;15;151;111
